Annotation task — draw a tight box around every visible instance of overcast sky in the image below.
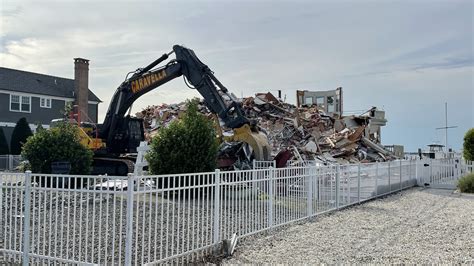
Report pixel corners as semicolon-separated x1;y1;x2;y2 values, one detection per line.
1;0;473;151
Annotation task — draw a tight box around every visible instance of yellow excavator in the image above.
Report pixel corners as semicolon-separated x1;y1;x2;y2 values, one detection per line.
71;45;270;175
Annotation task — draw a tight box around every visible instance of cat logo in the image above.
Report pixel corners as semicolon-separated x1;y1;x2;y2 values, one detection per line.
131;70;167;94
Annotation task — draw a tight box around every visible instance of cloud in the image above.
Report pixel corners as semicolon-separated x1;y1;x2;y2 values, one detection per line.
411;57;474;71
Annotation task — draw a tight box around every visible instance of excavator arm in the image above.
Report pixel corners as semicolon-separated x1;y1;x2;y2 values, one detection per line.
98;45;270;160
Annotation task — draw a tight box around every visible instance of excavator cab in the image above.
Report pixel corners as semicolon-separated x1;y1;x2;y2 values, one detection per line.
104;116;144;154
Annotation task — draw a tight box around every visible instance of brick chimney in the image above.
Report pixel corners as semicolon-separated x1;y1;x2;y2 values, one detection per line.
74;58;89;122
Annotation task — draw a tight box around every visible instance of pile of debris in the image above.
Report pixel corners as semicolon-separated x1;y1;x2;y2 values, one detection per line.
136;102;213;140
240;92;396;164
136;92;397;168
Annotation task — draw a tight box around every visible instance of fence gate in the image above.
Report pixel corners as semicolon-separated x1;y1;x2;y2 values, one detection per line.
418;159;464;189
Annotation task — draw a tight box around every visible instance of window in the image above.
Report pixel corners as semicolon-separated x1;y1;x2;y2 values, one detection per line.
10;95;20;111
316;97;325;107
10;94;30;112
21;96;30;112
327;96;335;113
40;97;52;108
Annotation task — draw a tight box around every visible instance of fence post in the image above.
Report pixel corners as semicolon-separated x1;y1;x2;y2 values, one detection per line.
453;160;456;179
307;166;313;217
388;161;391;192
453;159;456;180
415;159;419;185
456;160;460;179
375;162;379;196
336;165;340;209
213;169;221;249
430;159;433;185
268;167;274;228
125;173;134;266
315;166;320;208
346;165;350;204
252;161;258;195
399;160;403;191
22;171;32;266
408;160;412;186
357;163;361;204
9;155;13;171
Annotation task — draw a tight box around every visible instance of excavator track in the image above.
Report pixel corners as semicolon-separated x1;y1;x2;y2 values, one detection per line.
92;157;135;176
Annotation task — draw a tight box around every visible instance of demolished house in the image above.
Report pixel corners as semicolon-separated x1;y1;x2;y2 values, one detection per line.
136;91;397;170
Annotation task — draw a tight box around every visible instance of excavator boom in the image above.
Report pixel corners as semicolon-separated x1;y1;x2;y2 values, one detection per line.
87;45;270;174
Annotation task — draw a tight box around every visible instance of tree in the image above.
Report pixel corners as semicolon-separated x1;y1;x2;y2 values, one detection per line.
0;127;9;155
62;101;73;118
146;99;219;177
463;128;474;161
10;117;33;155
21;122;93;175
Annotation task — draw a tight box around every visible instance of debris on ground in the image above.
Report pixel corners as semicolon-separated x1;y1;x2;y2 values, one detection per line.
136;92;397;169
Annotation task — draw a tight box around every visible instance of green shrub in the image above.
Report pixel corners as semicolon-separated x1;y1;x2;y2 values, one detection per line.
10;117;33;155
458;173;474;193
463;128;474;161
0;127;9;155
35;122;45;133
146;99;219;177
21;122;93;175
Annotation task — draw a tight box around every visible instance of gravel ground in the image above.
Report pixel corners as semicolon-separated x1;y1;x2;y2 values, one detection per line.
224;187;474;264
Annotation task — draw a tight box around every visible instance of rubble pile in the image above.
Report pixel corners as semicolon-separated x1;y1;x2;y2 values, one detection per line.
136;102;213;140
240;92;396;164
136;92;397;167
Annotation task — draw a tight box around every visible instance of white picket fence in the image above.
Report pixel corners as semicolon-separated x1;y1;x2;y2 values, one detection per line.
0;158;471;265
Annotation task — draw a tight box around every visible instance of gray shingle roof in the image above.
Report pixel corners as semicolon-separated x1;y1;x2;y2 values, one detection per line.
0;67;101;102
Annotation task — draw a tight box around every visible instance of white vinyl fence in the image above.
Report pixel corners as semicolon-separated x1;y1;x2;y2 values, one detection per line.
252;160;275;169
0;155;22;171
418;158;471;189
1;158;471;265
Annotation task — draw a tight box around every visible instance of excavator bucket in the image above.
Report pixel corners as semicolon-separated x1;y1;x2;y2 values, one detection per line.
229;124;272;161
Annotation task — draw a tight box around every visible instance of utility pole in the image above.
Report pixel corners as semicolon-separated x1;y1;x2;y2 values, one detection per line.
435;102;457;151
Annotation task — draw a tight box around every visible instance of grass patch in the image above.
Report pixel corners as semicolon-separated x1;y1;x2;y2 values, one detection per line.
458;173;474;193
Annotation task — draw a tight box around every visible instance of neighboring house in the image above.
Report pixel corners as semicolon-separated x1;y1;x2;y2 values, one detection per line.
0;59;101;146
